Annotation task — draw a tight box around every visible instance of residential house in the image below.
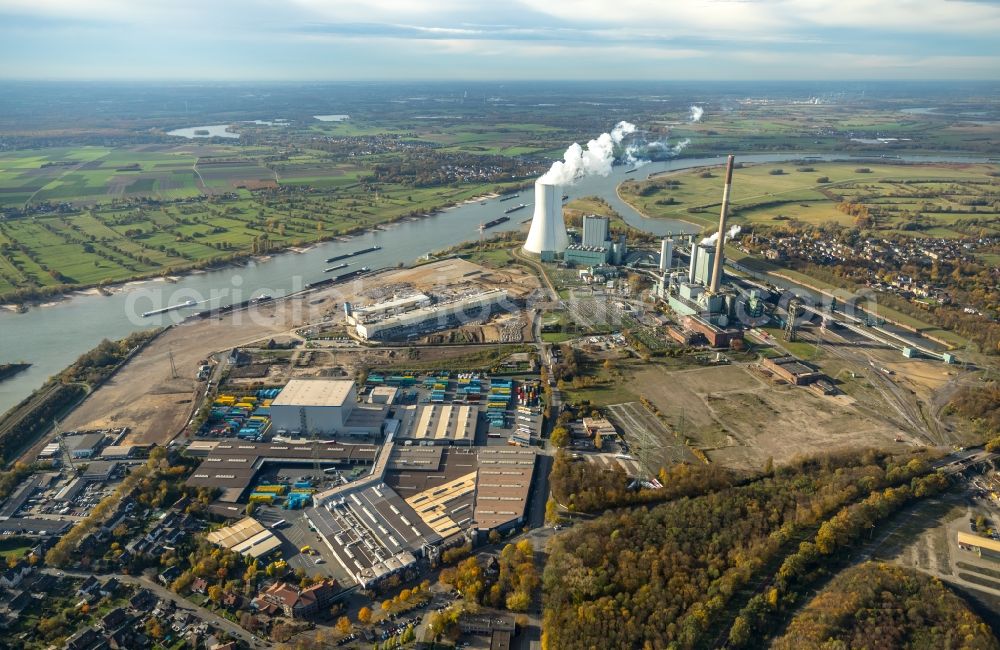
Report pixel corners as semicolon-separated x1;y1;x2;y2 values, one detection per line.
99;577;120;597
254;580;339;619
0;564;32;589
157;566;180;586
65;626;107;650
100;607;128;631
76;575;102;597
128;589;156;611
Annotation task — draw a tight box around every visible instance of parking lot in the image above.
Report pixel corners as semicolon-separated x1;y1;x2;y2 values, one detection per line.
253;505;355;586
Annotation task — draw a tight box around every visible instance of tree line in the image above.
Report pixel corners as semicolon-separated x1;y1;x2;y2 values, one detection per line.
772;562;997;649
542;449;942;650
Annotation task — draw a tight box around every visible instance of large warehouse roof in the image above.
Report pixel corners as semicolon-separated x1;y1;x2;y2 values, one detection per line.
206;517;281;559
185;441;379;501
474;447;536;531
306;481;439;587
395;404;476;444
271;379;355;408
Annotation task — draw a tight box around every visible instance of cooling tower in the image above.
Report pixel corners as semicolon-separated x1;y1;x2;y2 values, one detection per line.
524;181;569;256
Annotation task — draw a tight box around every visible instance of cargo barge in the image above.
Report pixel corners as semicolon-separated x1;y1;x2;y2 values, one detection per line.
481;215;510;230
503;203;527;214
498;193;520;202
324;263;348;273
193;295;272;319
324;245;381;264
305;266;373;290
142;299;198;318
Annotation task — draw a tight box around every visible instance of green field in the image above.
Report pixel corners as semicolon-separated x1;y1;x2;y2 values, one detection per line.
0;174;508;301
0;124;557;301
658;102;1000;158
620;161;1000;238
0;536;32;559
0;145;357;208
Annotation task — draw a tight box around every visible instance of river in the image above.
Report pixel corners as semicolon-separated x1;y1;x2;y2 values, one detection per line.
0;151;990;414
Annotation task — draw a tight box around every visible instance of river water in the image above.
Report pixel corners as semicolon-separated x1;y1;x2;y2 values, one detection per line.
0;152;989;414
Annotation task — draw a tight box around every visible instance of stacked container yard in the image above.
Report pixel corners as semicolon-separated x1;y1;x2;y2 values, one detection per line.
249;484;287;505
487;378;513;428
284;490;313;509
369;373;418;387
458;373;483;403
424;373;449;403
515;380;540;408
203;391;275;440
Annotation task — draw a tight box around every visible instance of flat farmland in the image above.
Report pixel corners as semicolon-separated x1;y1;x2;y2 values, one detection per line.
421;123;563;155
195;159;276;190
0;144;341;208
620;161;1000;237
0;148;509;301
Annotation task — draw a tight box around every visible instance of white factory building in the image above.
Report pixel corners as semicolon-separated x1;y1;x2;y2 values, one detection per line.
270;379;386;437
346;293;431;324
353;289;510;341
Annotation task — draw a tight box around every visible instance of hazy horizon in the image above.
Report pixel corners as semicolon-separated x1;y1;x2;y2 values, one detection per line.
1;0;999;82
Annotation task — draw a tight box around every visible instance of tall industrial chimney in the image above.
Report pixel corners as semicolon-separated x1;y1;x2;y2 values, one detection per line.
523;181;569;257
709;155;735;294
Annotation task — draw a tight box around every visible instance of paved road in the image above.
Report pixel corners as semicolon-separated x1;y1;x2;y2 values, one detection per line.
43;568;272;648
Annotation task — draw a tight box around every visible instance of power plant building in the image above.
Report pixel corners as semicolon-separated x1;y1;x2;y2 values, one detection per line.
564;245;609;267
582;215;610;248
659;238;673;273
694;244;719;288
523;181;568;260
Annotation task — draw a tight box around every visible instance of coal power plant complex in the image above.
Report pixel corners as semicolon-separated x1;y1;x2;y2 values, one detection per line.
521;149;760;350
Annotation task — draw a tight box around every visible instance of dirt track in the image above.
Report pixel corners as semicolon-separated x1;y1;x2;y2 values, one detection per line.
60;298;305;447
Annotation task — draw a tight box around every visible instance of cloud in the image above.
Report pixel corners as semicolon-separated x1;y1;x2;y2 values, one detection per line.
518;0;1000;36
1;0;999;79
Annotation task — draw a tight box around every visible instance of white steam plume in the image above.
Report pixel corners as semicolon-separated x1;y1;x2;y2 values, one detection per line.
700;224;741;246
539;121;636;185
689;105;704;122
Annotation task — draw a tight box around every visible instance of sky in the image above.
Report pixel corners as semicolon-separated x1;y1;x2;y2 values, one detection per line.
1;0;999;81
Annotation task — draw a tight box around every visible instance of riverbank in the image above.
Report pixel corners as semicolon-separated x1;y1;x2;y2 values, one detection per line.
0;150;991;417
615;178;707;231
0;189;505;312
0;363;31;383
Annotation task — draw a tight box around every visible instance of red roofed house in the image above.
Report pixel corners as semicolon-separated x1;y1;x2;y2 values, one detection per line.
256;580;339;619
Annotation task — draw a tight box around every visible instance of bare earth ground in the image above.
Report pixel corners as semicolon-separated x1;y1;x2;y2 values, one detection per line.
60;298;302;446
869;485;1000;625
51;259;536;453
631;363;907;471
